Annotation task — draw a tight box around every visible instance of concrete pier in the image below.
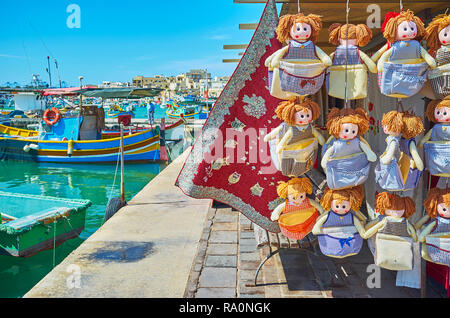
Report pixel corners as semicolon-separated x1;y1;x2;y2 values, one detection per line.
25;148;211;298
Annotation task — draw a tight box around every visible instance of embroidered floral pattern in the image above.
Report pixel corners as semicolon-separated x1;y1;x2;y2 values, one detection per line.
243;94;267;119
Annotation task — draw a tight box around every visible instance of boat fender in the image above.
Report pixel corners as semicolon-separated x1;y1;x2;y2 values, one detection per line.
24;143;39;152
23;144;30;152
67;138;74;157
29;144;40;151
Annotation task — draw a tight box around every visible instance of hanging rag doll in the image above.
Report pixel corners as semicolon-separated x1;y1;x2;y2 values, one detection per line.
375;110;424;191
265;13;332;99
416;188;450;266
372;10;436;98
264;97;325;177
312;185;367;258
418;97;450;177
271;177;324;240
326;23;378;100
364;192;417;271
425;13;450;99
321;107;377;190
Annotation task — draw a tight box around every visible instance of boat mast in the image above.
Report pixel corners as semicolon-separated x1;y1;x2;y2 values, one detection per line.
46;56;52;87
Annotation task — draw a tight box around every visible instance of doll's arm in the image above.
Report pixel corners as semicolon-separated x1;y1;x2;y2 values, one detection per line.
354;210;368;224
417;221;436;243
309;198;325;215
420;47;437;69
312;213;329;235
371;43;388;63
414;215;430;231
359;51;378;74
263;124;283;142
312;126;325;146
276;127;293;154
418;130;432;148
407;221;418;242
380;140;397;165
409;141;424;171
265;48;286;68
268;46;289;69
271;202;286;221
315;46;332;67
360;140;377;162
321;145;334;170
361;218;387;239
354;217;369;237
377;48;393;73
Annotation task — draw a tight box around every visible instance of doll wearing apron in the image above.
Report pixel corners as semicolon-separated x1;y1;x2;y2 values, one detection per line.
276;122;318;177
423;123;450;177
272;40;326;97
375;136;422;191
429;46;450;99
424;216;450;266
327;45;369;99
379;40;429;98
325;137;370;190
317;210;363;258
279;198;319;240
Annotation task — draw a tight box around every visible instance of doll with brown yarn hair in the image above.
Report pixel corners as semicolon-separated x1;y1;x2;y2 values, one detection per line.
374;110;424;191
416;188;450;266
271;177;324;240
418;97;450;177
371;10;436;98
264;97;325;177
265;13;332;99
321;107;377;190
425;12;450;99
312;185;368;258
326;23;377;100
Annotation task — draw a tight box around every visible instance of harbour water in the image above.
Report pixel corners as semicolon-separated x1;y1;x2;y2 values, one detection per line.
0;160;164;298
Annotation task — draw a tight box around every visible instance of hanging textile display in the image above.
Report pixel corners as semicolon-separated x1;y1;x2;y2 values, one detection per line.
175;0;285;232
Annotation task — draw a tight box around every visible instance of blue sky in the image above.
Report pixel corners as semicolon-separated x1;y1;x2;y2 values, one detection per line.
0;0;281;86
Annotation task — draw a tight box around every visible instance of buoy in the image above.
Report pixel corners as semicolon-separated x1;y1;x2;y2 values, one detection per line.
67;138;74;156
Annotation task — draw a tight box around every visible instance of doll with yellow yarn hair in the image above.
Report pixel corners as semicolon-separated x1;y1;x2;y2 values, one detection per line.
264;97;325;177
326;23;377;100
418;98;450;177
374;110;424;191
271;177;324;240
415;188;450;266
372;10;436;98
312;185;367;258
425;12;450;99
321;107;377;190
265;13;332;99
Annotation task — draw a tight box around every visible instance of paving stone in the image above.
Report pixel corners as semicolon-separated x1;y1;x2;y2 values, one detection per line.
240;260;261;270
209;231;238;244
207;243;238;255
205;255;237;268
240;231;255;239
212;222;238;231
239;238;257;246
239;252;260;262
239;293;265;298
196;288;236;298
239;269;258;282
215;211;238;223
239;215;252;226
239;244;258;253
193;262;203;272
198;267;237;288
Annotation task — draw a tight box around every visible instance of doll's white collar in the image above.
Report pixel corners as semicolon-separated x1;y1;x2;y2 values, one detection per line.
437;216;450;224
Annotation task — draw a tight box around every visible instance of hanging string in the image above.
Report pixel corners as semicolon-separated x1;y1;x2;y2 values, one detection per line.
344;0;350;108
297;0;301;13
399;0;403;11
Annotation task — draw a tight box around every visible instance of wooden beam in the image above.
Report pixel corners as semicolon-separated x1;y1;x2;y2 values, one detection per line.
223;59;241;63
239;23;258;30
224;44;248;50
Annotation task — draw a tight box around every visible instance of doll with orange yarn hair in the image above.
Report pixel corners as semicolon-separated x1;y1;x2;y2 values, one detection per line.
264;97;325;177
418;97;450;177
326;23;377;100
271;177;324;240
364;193;417;271
372;10;436;98
416;188;450;266
312;185;367;258
374;110;424;191
265;13;332;99
321;107;377;190
425;12;450;99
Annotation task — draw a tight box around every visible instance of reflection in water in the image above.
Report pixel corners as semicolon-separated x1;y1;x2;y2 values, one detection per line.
0;160;163;297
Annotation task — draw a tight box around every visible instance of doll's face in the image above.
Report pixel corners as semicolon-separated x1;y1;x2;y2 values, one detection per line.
288;192;307;204
294;109;313;126
437;203;450;218
339;123;359;140
385;209;405;218
290;22;312;41
434;106;450;123
383;125;401;136
439;25;450;45
331;200;351;214
396;20;417;41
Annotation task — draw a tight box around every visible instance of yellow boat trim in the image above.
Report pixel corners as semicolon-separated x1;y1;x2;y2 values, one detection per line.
0;124;38;137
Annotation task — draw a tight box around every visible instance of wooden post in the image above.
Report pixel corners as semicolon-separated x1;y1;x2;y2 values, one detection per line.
120;124;125;203
160;118;168;163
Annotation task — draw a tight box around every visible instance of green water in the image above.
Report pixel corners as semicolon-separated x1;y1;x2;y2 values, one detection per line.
0;160;164;298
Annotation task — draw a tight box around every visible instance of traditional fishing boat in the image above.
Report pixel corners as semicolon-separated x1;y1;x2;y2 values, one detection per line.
166;103;200;119
0;191;92;257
